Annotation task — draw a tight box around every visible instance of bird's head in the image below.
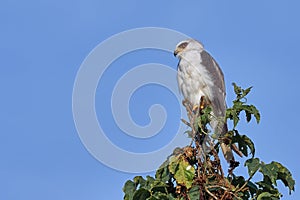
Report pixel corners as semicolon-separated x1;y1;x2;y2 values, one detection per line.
174;39;204;57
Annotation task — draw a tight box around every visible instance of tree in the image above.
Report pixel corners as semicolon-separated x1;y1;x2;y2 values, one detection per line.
123;84;295;200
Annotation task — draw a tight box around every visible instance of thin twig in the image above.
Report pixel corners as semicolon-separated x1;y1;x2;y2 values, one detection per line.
181;119;191;127
205;186;218;200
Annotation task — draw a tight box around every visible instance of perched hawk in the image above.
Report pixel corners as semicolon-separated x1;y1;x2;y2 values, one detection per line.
174;39;239;163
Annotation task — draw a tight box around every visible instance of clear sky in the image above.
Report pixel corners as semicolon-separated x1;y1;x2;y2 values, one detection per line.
1;0;299;199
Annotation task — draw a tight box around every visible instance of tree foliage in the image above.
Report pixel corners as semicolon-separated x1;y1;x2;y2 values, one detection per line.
123;84;295;200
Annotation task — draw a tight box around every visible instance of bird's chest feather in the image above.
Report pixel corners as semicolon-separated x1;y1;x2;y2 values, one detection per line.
177;52;214;105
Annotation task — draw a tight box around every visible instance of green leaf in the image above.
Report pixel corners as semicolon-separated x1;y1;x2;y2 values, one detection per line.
146;192;170;200
245;158;260;177
226;108;240;128
188;185;200;200
258;161;295;195
250;105;260;123
134;176;146;188
231;175;246;188
155;160;170;183
245;110;252;122
233;82;242;98
151;185;167;194
168;155;180;175
243;105;260;124
198;106;212;128
272;161;295;194
242;135;255;157
232;83;253;100
194;116;202;131
260;162;279;186
256;178;280;195
123;180;136;200
242;86;253;98
231;131;255;157
146;192;175;200
227;83;260;127
133;176;157;191
151;180;168;194
146;196;158;200
168;156;195;189
247;181;258;197
133;188;151;200
233;113;240;128
257;192;279;200
146;176;155;184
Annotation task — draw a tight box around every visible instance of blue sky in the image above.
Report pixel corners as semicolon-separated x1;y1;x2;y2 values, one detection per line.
1;0;299;199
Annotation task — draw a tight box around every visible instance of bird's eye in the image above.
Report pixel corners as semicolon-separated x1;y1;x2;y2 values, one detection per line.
178;42;188;49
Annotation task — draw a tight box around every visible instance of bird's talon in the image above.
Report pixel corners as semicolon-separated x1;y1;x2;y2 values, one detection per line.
192;105;199;113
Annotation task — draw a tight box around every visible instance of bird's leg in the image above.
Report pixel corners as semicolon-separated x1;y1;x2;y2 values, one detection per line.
199;96;210;113
194;96;209;144
192;105;200;113
191;96;209;115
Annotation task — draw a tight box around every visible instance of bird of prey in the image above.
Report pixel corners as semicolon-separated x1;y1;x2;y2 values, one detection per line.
174;39;240;163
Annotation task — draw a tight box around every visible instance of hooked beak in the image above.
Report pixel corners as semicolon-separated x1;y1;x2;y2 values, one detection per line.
174;48;180;57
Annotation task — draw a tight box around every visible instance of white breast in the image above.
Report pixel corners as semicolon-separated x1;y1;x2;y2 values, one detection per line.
177;50;214;106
